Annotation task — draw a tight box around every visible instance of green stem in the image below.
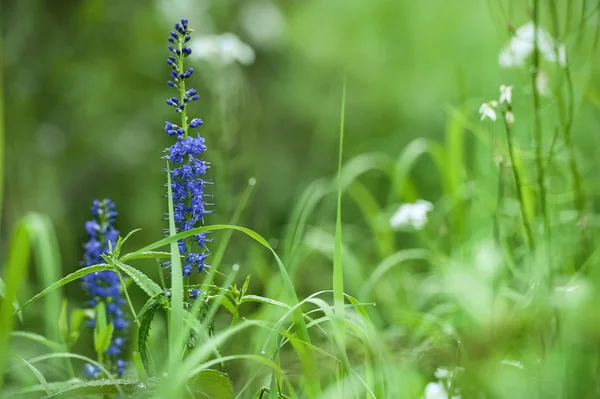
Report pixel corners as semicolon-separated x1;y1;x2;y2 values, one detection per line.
115;269;139;326
532;0;550;238
177;37;192;300
504;115;536;251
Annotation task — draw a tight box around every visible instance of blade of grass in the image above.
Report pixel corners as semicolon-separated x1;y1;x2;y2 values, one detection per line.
23;213;62;342
0;221;31;388
166;164;184;370
202;177;256;287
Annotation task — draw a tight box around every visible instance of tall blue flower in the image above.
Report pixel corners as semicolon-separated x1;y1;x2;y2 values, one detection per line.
81;199;128;378
163;19;211;277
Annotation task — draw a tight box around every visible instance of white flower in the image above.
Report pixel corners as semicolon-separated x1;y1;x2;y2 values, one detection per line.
499;85;512;104
423;381;461;399
239;0;285;48
536;70;550;96
189;33;256;65
390;200;433;230
505;111;515;127
479;102;497;121
434;368;451;380
499;21;567;68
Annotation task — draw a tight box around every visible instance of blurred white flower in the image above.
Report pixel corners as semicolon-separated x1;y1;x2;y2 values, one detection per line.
505;111;515;127
189;33;256;65
390;200;433;230
240;0;285;48
434;368;451;380
536;70;550;96
499;21;566;68
499;85;512;104
423;381;461;399
479;102;497;121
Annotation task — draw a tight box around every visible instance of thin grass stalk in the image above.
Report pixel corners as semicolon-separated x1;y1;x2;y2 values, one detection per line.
503;113;536;250
532;0;550;238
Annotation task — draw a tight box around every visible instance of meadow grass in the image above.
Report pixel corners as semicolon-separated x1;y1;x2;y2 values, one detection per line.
1;2;600;399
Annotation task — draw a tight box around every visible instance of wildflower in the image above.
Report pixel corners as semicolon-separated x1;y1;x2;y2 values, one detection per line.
188;33;255;65
423;382;461;399
499;85;512;104
163;19;211;277
479;102;497;121
81;199;128;377
390;200;433;230
499;21;566;68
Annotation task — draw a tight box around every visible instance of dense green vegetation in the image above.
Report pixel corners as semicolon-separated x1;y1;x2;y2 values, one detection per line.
1;1;600;398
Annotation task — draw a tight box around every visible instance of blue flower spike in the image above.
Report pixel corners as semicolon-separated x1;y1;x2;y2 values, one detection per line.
81;199;128;378
163;19;211;279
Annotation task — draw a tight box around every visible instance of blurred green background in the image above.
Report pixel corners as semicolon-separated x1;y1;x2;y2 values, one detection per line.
1;0;514;283
3;0;600;395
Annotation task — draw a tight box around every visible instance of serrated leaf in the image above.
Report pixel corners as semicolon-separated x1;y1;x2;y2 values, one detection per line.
16;264;113;313
120;251;173;262
115;228;143;256
110;259;162;298
138;294;166;376
190;369;234;399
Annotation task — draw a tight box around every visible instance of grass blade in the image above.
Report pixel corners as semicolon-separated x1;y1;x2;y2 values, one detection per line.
16;264;112;313
166;164;184;370
0;221;30;388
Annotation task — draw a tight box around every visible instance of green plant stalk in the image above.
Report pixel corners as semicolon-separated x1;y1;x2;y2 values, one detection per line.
177;38;193;300
548;0;588;256
532;0;550;238
0;20;4;232
202;179;255;288
333;78;347;391
504;115;536;251
0;223;31;388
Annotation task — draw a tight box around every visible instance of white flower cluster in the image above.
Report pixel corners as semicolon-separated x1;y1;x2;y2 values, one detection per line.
479;85;514;126
499;22;566;68
423;368;461;399
389;200;433;230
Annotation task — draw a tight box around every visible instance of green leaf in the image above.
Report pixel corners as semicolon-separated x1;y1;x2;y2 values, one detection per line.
10;331;64;351
120;251;172;262
9;354;51;397
0;276;22;321
165;164;184;370
138;294;166;376
24;213;63;342
0;221;31;388
17;264;113;313
189;369;234;399
95;323;114;355
59;300;69;345
115;228;143;256
110;258;163;298
241;275;251;297
68;308;86;347
240;295;290;310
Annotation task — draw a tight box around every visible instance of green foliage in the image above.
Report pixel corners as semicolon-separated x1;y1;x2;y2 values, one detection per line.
4;1;600;398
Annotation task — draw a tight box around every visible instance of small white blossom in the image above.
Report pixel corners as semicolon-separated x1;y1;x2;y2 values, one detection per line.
240;0;285;48
505;111;515;127
499;21;567;68
434;368;451;380
499;85;513;104
479;103;497;121
536;70;550;96
189;33;256;65
390;200;433;230
423;381;461;399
